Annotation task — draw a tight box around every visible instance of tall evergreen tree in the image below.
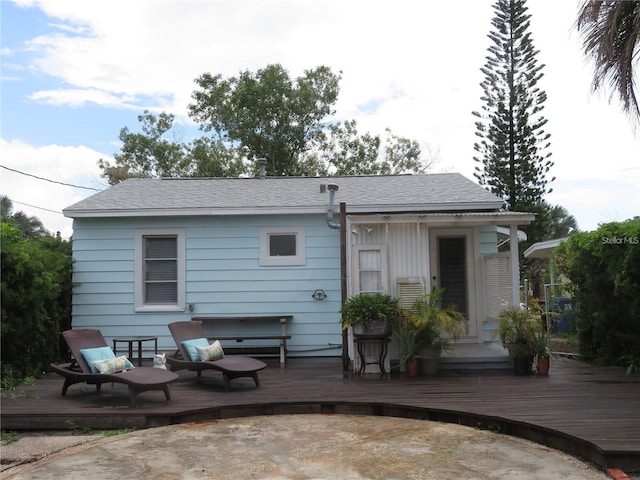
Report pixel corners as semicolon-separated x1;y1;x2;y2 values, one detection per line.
473;0;554;216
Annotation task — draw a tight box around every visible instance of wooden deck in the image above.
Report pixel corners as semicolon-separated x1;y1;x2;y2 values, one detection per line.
2;356;639;472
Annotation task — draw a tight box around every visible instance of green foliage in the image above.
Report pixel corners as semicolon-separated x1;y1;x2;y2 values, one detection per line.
473;0;554;229
102;64;434;182
1;195;49;238
1;223;73;379
313;121;429;175
1;430;20;445
0;369;37;398
576;0;640;122
190;64;340;177
340;293;400;328
529;328;552;360
554;220;640;370
496;306;542;358
393;289;469;363
410;288;468;351
99;111;195;185
64;419;137;436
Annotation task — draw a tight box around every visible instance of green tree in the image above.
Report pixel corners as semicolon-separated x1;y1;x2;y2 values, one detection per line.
576;0;640;122
0;195;48;238
189;64;341;176
103;64;433;180
187;136;248;178
473;0;554;218
305;121;430;175
98;111;194;185
1;223;73;378
547;204;578;239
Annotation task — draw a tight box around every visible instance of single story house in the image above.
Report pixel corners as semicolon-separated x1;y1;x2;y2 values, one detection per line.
63;173;534;366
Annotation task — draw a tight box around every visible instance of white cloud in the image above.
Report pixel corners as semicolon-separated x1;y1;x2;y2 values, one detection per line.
5;0;639;235
0;138;108;239
28;88;140;108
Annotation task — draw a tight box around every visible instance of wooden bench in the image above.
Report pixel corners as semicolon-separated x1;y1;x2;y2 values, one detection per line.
192;316;292;365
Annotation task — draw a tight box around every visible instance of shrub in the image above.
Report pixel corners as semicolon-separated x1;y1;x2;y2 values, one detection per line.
555;220;640;369
1;224;73;379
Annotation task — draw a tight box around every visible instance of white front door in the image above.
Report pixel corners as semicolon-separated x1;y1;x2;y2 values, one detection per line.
429;228;477;341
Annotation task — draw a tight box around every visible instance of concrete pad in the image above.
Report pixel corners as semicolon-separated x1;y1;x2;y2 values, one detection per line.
2;415;610;479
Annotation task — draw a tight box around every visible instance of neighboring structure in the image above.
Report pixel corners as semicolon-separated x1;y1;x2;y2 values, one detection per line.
63;173;534;363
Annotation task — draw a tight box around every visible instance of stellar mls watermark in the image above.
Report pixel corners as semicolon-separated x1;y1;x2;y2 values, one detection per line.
602;236;639;245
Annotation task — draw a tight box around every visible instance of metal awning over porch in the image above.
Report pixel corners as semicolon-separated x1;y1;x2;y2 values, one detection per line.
346;211;535;226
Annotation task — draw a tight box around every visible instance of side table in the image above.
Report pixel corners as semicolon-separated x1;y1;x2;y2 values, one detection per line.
113;336;158;367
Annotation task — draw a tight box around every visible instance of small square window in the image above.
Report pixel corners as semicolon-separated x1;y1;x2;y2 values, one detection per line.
269;234;297;257
260;227;305;266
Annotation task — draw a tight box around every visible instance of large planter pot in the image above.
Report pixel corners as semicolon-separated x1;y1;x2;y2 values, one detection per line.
511;356;534;375
507;343;534;375
417;346;442;376
353;319;391;338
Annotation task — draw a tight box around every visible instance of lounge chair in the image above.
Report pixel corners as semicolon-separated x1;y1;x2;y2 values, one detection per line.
50;329;179;408
166;321;267;390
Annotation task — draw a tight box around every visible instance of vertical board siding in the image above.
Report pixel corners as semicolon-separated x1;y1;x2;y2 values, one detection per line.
71;215;342;356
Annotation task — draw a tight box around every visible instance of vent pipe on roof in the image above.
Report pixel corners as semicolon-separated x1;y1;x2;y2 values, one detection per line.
257;158;267;179
326;183;340;229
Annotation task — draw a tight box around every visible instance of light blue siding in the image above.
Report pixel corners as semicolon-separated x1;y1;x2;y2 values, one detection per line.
71;215;343;357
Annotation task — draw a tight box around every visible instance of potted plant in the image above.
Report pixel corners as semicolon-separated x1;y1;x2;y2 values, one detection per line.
392;289;468;376
496;306;541;375
392;311;420;377
530;328;552;375
410;288;469;375
340;293;399;338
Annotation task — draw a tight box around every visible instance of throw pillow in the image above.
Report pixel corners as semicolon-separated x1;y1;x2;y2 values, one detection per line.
195;340;224;361
80;346;116;373
91;356;135;374
181;338;211;361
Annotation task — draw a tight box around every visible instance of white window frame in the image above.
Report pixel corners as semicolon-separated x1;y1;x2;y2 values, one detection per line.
352;244;388;294
259;226;306;266
135;228;185;312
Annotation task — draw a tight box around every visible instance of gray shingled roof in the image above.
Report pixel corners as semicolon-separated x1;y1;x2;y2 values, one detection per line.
64;173;504;218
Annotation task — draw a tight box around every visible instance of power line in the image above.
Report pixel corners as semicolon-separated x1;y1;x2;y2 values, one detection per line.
0;164;103;191
11;200;64;215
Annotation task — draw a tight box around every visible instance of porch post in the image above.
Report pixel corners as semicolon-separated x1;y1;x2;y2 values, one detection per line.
340;202;350;371
510;224;520;306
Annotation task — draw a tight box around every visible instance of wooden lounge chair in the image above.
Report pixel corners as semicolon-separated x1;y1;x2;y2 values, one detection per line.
167;321;267;390
50;329;179;408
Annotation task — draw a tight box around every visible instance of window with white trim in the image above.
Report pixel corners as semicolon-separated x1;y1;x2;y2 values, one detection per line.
353;244;388;294
259;226;306;266
135;229;185;311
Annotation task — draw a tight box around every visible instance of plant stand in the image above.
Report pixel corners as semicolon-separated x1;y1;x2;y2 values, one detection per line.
354;335;390;377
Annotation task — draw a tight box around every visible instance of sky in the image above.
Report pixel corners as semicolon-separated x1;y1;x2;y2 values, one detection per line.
1;0;638;240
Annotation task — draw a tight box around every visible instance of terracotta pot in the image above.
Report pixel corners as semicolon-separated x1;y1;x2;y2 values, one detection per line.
537;356;550;375
405;358;419;377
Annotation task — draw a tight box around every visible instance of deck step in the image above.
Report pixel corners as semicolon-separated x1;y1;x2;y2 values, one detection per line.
440;356;512;371
440;342;512;371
